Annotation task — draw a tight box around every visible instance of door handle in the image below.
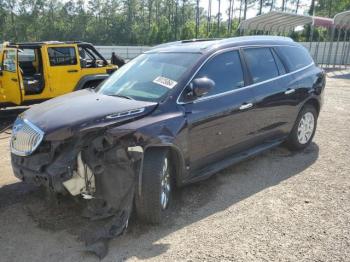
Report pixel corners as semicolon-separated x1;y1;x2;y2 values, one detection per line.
67;69;78;73
239;103;253;110
285;88;295;95
11;78;18;82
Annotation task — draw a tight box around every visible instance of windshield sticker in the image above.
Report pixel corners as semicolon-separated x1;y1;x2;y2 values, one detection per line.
153;76;177;89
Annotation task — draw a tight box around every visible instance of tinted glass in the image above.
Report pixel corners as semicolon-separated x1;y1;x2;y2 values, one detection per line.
276;46;313;71
98;53;201;102
243;48;279;84
48;47;77;66
195;51;244;97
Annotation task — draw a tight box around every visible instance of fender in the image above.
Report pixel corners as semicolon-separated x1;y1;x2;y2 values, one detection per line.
74;74;109;91
301;96;321;114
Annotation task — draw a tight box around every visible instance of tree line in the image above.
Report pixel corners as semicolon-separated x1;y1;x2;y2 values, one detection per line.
0;0;349;46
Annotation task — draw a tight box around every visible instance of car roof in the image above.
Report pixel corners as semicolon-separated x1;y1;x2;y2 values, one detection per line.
5;41;92;48
148;36;296;54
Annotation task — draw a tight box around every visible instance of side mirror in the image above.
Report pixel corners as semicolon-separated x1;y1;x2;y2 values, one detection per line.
190;77;215;98
0;66;2;76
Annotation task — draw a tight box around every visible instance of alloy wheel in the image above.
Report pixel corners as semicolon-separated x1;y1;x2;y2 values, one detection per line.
297;112;315;144
160;157;171;210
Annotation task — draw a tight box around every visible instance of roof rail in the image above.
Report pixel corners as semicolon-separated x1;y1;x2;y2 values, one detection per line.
181;38;222;43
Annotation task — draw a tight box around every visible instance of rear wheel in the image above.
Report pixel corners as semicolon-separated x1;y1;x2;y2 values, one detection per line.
286;104;318;151
135;148;173;224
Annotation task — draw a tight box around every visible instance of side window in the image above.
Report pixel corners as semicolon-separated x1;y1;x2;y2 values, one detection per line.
2;50;17;72
243;47;279;84
18;49;36;62
47;47;77;66
271;48;286;75
195;51;244;97
275;46;313;71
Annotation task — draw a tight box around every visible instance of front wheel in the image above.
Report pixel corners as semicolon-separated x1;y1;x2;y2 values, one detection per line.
135;148;173;224
286;104;318;151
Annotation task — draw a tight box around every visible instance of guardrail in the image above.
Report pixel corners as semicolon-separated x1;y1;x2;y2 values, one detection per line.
95;46;152;60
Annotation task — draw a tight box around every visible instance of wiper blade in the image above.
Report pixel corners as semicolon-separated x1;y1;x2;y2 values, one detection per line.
109;94;134;100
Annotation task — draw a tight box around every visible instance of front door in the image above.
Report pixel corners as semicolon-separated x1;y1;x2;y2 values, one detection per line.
44;44;81;96
181;50;256;173
0;48;22;105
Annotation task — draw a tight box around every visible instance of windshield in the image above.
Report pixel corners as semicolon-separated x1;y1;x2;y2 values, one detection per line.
97;52;201;102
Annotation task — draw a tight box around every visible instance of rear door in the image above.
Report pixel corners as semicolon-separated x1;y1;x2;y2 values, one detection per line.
0;48;22;105
241;47;295;143
44;44;81;96
181;50;256;172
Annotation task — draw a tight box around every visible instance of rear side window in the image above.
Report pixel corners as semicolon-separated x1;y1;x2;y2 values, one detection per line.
243;47;279;84
275;46;313;71
48;47;77;66
195;50;244;97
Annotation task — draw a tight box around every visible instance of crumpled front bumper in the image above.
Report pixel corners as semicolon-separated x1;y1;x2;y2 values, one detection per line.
10;132;142;258
12;153;72;193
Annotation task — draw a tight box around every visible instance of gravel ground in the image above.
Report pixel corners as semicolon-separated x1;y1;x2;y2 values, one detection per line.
0;71;349;262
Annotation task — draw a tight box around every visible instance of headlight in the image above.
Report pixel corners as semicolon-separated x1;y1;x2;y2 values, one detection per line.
10;118;44;156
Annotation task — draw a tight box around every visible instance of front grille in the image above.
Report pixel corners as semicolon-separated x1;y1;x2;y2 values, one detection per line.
10;118;44;156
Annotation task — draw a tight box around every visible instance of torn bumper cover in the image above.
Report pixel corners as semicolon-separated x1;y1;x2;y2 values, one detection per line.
11;133;143;258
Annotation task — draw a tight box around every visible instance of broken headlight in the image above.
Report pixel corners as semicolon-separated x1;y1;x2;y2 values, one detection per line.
10;118;44;156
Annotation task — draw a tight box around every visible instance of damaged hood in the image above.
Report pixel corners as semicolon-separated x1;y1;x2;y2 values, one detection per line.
22;89;157;140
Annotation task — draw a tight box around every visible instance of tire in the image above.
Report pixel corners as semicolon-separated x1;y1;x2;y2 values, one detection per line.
135;148;173;224
286;104;318;151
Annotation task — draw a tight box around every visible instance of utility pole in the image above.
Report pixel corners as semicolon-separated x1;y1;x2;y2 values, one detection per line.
228;0;233;32
207;0;212;35
196;0;200;38
230;0;235;34
258;0;263;15
217;0;221;34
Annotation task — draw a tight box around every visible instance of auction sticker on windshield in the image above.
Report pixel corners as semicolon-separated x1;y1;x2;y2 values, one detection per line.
153;76;177;89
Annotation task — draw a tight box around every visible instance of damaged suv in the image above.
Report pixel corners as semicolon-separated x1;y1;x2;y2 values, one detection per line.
11;36;325;227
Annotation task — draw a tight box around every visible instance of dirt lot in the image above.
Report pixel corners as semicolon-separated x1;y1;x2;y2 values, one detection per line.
0;71;349;262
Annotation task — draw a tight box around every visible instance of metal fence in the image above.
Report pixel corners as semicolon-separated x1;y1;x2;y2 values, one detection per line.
299;42;350;67
1;43;349;67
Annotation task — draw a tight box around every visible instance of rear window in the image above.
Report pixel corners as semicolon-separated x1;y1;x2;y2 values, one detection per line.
243;47;279;84
275;46;313;71
19;49;35;62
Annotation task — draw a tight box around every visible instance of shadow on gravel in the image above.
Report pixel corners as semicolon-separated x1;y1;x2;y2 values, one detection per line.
0;142;319;260
325;69;350;80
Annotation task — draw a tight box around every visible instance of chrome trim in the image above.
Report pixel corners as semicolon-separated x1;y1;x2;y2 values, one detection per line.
239;103;253;110
176;44;314;105
105;107;145;119
10;118;45;157
285;89;296;95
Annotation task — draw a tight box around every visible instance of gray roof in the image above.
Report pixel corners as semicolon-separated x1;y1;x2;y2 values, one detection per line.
334;10;350;29
149;36;295;53
238;11;313;33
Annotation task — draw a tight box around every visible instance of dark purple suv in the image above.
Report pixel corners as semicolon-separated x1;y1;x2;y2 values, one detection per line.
10;36;325;230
